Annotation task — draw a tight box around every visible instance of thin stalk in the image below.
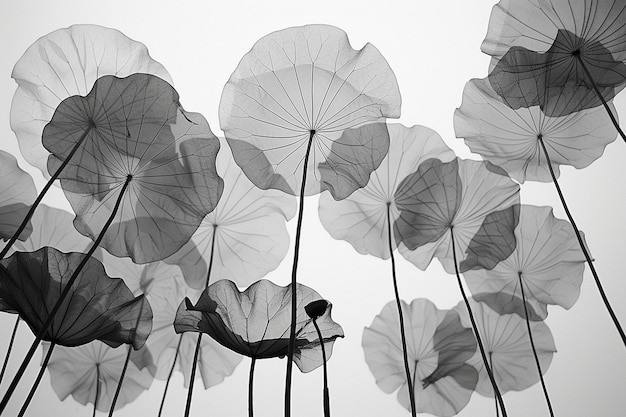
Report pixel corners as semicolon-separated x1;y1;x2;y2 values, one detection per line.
518;273;554;417
107;346;132;417
489;353;499;417
0;125;93;260
312;319;330;417
93;364;100;417
285;130;315;417
450;227;508;417
574;53;626;143
248;357;256;417
17;342;55;417
0;316;20;384
385;203;417;417
184;225;217;417
538;135;626;348
158;335;183;417
0;175;132;414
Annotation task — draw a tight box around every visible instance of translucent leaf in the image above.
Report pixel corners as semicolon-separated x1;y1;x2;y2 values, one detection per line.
454;78;617;182
174;279;343;373
464;205;587;318
362;299;477;417
0;150;37;242
11;24;171;176
0;247;152;348
481;0;626;116
319;124;455;259
394;158;520;273
454;297;556;396
164;139;296;289
44;73;223;263
43;340;154;412
219;24;401;198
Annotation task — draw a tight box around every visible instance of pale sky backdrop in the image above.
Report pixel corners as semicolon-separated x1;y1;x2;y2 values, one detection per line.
1;1;625;416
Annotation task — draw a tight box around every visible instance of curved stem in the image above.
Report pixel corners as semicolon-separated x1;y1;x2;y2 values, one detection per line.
0;126;93;260
184;333;203;417
0;175;132;414
0;316;20;385
518;273;555;417
184;225;217;417
450;227;508;417
248;357;256;417
158;334;183;417
538;136;626;348
575;54;626;143
17;342;55;417
93;364;100;417
107;345;132;417
386;203;417;417
312;319;330;417
285;130;315;417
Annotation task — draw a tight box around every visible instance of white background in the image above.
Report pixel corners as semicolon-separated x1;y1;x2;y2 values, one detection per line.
1;0;625;416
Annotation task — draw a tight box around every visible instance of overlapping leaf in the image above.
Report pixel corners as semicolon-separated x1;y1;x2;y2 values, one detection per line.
454;78;617;182
44;73;223;263
0;247;152;348
319;124;455;259
454;298;556;396
11;24;171;176
394;158;520;273
464;205;586;319
482;0;626;117
219;24;401;199
362;299;477;417
174;279;343;372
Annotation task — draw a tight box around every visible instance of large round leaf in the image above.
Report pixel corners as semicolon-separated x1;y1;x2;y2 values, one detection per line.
219;24;401;199
482;0;626;117
44;73;223;263
11;24;171;176
362;298;477;417
454;78;617;183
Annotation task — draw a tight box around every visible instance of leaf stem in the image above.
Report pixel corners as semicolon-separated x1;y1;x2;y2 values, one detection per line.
518;273;554;417
450;227;508;417
285;130;315;417
386;203;417;417
0;174;132;414
184;224;217;417
538;135;626;348
312;318;330;417
249;357;256;417
94;364;100;417
17;342;55;417
158;334;183;417
107;345;132;417
0;316;20;385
